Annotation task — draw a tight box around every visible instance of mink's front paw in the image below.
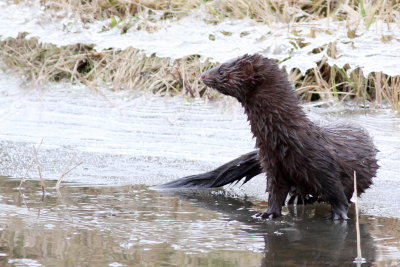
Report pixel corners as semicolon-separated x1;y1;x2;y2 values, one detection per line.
255;211;281;219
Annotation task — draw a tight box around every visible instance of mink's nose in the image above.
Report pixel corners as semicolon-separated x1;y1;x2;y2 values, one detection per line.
200;74;206;80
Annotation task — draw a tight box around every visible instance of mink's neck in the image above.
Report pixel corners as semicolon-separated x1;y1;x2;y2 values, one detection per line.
241;77;311;155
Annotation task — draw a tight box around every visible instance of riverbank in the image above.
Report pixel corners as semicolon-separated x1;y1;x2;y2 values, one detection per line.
1;0;399;110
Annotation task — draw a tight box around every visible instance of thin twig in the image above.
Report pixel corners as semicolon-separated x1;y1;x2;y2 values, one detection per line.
19;139;44;189
55;161;83;190
33;144;45;197
353;171;365;266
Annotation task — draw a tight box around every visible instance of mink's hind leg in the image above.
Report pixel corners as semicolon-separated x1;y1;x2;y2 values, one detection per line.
288;193;316;205
256;183;290;219
320;175;350;220
288;187;317;205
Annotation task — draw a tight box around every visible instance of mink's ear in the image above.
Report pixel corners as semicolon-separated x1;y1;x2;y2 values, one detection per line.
243;60;254;79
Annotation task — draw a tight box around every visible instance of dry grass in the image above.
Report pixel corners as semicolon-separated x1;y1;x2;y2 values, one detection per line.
41;0;203;23
40;0;400;27
204;0;400;38
205;0;329;24
1;0;399;110
1;33;399;110
373;74;400;110
0;33;217;98
291;60;400;110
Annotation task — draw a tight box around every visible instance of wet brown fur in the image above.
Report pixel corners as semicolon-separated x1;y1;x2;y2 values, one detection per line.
201;54;379;219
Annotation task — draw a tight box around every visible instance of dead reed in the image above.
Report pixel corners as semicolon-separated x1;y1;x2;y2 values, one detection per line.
41;0;399;26
291;61;400;110
17;139;83;193
353;171;366;265
1;33;399;110
41;0;203;23
0;33;217;98
1;0;399;110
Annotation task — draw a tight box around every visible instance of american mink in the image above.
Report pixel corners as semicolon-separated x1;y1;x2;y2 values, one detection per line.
199;54;379;220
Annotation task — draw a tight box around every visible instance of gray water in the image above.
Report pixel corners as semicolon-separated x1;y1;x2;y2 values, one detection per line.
0;176;399;267
0;74;400;266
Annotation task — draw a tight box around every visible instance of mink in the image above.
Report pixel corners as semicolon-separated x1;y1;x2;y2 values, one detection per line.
198;54;379;220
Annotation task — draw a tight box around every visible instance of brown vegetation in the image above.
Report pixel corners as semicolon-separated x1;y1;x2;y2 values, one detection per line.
1;0;399;110
40;0;399;25
0;34;216;98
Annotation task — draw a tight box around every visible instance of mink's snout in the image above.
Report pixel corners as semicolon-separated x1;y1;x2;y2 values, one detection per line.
200;71;209;81
200;68;215;82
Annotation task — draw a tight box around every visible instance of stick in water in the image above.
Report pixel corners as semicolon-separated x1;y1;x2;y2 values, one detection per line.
353;170;366;265
55;161;83;190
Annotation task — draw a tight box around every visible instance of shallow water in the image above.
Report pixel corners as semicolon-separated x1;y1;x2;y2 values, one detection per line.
0;176;399;267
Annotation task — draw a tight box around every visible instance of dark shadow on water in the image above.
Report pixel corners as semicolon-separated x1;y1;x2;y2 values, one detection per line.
159;188;398;267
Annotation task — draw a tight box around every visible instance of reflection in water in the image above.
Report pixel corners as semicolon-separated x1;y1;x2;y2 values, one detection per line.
0;176;399;267
165;189;379;267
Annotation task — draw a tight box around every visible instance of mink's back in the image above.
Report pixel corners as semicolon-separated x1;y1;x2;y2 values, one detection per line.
318;122;378;197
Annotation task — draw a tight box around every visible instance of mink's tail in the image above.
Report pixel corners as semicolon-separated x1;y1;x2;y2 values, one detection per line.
156;150;262;189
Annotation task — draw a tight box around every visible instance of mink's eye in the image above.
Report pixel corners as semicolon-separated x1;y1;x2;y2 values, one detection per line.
218;69;225;76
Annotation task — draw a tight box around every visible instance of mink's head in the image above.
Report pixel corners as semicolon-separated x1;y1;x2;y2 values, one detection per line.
201;54;271;102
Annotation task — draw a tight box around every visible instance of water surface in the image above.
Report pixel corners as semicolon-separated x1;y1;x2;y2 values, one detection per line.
1;176;399;267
